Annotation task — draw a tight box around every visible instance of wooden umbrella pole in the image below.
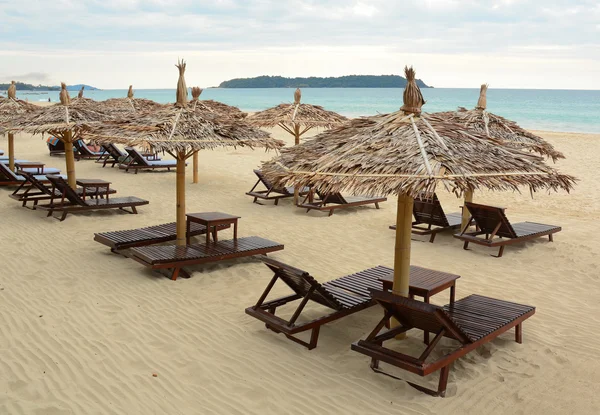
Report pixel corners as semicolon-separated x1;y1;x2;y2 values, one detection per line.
294;123;301;146
63;131;77;189
391;193;413;338
461;189;474;230
7;133;15;171
176;152;187;245
192;151;199;184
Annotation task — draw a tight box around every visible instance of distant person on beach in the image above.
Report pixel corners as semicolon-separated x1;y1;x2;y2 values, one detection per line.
48;97;51;102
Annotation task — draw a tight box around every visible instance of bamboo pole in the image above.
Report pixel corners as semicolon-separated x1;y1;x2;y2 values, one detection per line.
461;189;474;230
294;123;301;146
192;151;199;184
63;131;77;189
7;133;15;171
176;152;187;246
391;193;413;339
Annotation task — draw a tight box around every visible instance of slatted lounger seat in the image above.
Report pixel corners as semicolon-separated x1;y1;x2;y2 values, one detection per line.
94;221;231;252
0;163;63;187
36;175;149;221
119;147;178;173
351;289;535;397
390;193;462;243
9;171;116;208
298;189;387;216
245;257;392;349
246;169;310;205
453;202;561;257
129;236;284;281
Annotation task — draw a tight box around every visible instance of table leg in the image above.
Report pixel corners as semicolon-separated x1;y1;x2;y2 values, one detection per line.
206;225;211;245
106;185;110;201
233;219;238;240
450;284;456;306
82;187;87;201
213;226;218;242
186;220;191;245
423;294;430;345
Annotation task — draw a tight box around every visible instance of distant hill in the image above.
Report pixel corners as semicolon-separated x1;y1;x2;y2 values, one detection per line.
218;75;430;88
0;82;99;91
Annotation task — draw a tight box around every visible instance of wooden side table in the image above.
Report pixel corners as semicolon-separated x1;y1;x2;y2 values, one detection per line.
379;265;460;344
15;161;46;174
186;212;240;245
76;179;111;201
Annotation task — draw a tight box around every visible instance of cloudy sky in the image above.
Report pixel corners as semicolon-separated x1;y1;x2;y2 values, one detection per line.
0;0;598;89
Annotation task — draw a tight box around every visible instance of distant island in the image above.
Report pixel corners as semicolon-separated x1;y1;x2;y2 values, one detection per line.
0;82;99;91
218;75;430;88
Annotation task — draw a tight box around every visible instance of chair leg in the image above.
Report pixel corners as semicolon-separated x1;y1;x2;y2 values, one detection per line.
493;245;505;258
59;211;68;221
429;232;436;243
549;234;554;242
437;366;450;397
515;323;522;343
328;209;334;217
308;326;320;350
375;202;380;209
171;268;180;281
462;241;469;250
274;198;279;206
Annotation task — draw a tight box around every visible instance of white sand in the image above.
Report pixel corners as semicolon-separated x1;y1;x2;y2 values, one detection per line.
0;128;598;414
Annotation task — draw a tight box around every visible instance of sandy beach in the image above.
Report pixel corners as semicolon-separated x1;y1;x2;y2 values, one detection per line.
0;127;598;414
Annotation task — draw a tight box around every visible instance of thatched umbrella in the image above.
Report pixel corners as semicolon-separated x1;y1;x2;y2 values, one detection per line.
261;67;575;300
0;81;41;171
81;60;283;245
248;88;347;145
98;85;164;115
438;84;566;227
7;83;114;188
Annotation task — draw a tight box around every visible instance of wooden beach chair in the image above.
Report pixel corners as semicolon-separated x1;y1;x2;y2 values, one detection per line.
97;144;161;168
0;163;59;187
94;222;231;253
0;149;3;155
246;169;309;205
351;289;535;397
119;147;177;173
47;138;66;156
127;237;284;281
245;257;391;349
298;189;387;216
36;175;149;221
453;202;561;257
73;139;105;160
9;171;116;209
389;193;462;242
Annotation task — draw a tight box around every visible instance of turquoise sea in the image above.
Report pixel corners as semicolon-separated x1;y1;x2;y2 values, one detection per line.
13;88;600;134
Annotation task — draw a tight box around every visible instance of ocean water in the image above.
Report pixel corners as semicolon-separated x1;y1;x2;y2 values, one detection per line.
13;88;600;134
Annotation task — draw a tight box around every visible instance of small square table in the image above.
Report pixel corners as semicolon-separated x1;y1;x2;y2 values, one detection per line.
76;179;111;201
186;212;240;245
15;161;46;174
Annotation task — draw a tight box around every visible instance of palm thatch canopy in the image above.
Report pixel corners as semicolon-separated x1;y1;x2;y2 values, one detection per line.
98;85;164;115
248;88;346;129
438;84;565;161
261;69;575;199
7;83;113;140
190;87;247;119
0;81;40;132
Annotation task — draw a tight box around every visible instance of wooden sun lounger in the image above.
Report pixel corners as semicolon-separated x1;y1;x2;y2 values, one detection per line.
94;221;231;253
298;189;387;216
36;175;149;221
389;193;462;242
119;147;178;173
73;139;105;160
453;202;561;257
245;257;391;349
351;289;535;397
0;163;59;187
97;143;161;168
10;171;116;209
48;140;66;156
128;236;284;281
246;169;309;205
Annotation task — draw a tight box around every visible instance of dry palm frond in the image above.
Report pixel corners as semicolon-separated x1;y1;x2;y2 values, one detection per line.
78;86;85;98
7;83;114;140
438;85;564;161
247;88;347;129
261;67;576;198
190;87;247;119
80;62;283;155
98;85;163;115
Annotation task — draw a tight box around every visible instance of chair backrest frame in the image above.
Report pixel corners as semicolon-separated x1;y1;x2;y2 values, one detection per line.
464;202;517;239
413;193;450;227
46;175;87;206
125;147;151;166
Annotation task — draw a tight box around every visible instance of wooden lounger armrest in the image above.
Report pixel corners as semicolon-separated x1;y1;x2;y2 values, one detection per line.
352;341;427;376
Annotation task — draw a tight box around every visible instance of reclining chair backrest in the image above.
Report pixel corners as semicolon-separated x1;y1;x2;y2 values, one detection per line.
125;147;151;166
46;175;86;206
413;193;450;227
261;257;343;310
464;202;517;239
